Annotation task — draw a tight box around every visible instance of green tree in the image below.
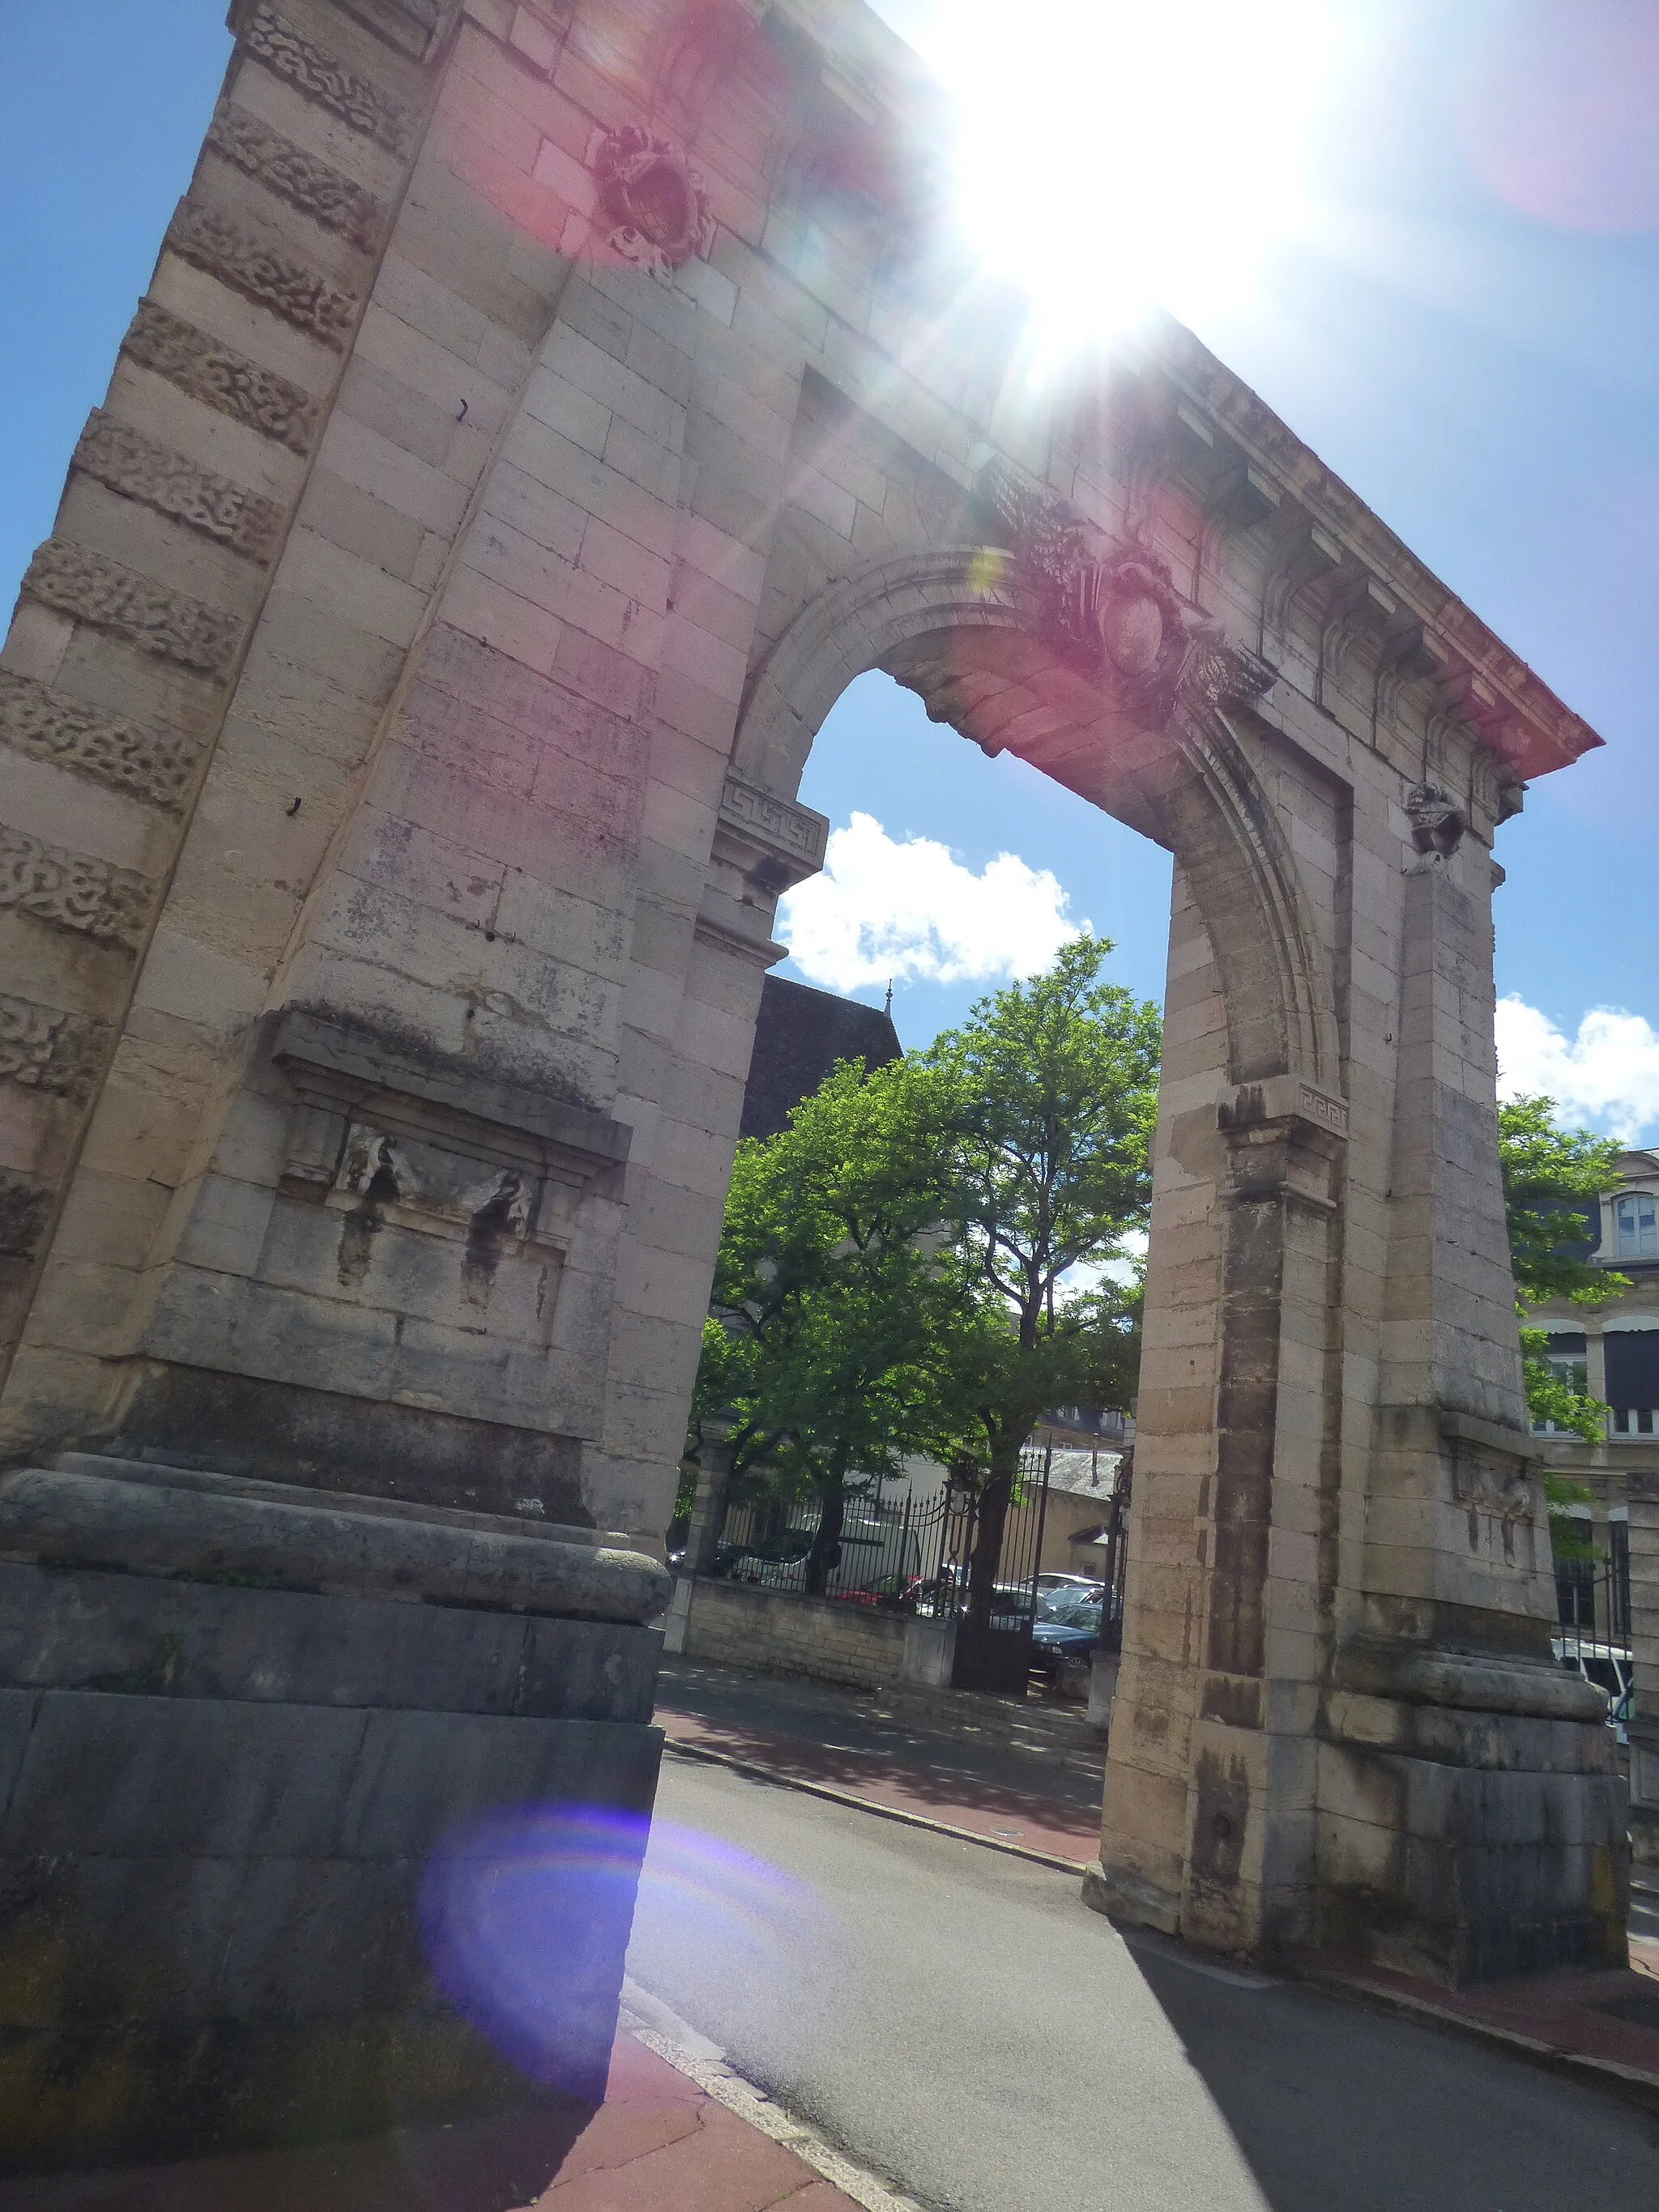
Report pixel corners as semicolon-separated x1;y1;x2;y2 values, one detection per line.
1495;1096;1626;1554
919;936;1160;1619
696;1056;966;1593
1499;1094;1624;1310
688;938;1159;1609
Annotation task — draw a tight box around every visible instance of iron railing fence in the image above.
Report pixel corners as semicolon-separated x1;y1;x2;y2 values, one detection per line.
711;1444;1057;1628
1555;1536;1631;1655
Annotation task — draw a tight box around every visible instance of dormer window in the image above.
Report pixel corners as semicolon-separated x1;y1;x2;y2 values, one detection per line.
1614;1191;1658;1260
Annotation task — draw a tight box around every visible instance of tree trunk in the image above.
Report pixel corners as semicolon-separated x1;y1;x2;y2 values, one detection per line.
967;1443;1020;1625
805;1476;846;1597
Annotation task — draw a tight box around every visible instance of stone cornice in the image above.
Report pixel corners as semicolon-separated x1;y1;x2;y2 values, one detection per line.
1124;322;1600;786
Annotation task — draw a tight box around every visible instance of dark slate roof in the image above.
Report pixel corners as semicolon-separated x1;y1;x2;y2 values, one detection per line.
739;975;902;1140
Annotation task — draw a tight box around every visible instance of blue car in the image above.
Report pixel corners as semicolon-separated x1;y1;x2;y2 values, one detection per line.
1030;1590;1103;1678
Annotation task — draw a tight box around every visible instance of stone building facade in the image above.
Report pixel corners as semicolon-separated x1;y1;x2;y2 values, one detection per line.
0;0;1630;2167
1528;1149;1659;1600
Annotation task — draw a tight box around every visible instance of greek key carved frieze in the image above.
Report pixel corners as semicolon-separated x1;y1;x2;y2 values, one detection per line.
167;203;357;349
0;992;109;1102
207;106;389;254
0;827;151;952
0;1174;53;1261
22;541;242;678
75;411;283;563
241;6;416;156
122;300;318;456
0;671;199;812
719;774;829;872
977;454;1275;729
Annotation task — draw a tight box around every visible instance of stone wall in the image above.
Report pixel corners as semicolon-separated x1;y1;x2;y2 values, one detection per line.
672;1576;908;1691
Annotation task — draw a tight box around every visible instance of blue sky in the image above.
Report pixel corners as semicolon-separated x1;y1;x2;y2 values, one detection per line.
3;2;1656;1136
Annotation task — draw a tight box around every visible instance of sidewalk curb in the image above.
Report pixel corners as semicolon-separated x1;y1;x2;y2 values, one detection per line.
661;1735;1090;1874
1288;1961;1659;2112
619;1986;926;2212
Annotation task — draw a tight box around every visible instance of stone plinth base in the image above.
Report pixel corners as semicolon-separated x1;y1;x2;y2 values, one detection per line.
1318;1647;1628;1984
1086;1648;1628;1985
0;1463;668;2176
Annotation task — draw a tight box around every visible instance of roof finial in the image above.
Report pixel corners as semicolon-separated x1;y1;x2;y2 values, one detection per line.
883;979;893;1017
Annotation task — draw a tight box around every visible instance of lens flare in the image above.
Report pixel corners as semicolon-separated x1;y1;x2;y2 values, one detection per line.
420;1803;810;2088
912;0;1342;364
1456;5;1659;235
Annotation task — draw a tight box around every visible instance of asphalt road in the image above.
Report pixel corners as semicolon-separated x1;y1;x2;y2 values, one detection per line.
628;1755;1659;2212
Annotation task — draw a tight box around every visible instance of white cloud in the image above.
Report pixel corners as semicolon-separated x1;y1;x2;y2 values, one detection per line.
1495;997;1659;1143
778;812;1085;995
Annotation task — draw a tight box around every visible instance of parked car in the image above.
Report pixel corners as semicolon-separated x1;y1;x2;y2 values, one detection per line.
1036;1573;1104;1600
715;1530;815;1584
1030;1589;1103;1678
1552;1635;1633;1742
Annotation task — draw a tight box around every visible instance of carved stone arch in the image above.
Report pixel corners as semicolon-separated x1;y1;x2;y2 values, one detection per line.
731;545;1339;1092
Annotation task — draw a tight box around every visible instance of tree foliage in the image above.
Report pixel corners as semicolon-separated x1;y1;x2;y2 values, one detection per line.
1498;1094;1625;1308
693;1056;967;1591
918;937;1159;1612
686;937;1160;1609
1495;1096;1626;1548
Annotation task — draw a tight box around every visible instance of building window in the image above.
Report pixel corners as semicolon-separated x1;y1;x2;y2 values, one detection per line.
1531;1345;1589;1435
1612;1408;1657;1436
1614;1191;1658;1259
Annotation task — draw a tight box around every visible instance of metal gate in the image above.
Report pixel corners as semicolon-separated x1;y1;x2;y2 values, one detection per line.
938;1444;1052;1693
709;1449;1054;1697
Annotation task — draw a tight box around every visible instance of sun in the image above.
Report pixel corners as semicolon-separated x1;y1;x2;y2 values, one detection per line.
907;0;1344;364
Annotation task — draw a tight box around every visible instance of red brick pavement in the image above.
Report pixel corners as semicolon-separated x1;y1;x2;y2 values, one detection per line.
656;1703;1100;1867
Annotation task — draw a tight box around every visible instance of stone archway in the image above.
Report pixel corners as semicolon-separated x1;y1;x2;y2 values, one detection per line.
723;524;1352;1958
0;0;1626;2167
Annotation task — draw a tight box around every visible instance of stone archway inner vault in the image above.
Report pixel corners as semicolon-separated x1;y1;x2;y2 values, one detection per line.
0;0;1626;2170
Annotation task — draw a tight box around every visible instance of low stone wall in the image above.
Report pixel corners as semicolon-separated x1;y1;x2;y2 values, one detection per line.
670;1577;909;1691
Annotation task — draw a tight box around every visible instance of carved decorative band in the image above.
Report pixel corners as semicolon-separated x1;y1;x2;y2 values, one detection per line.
75;411;283;563
725;769;836;872
167;203;357;349
0;1174;53;1262
0;671;199;812
122;300;318;456
1218;1072;1349;1144
23;542;242;678
0;827;152;953
207;106;389;254
242;5;416;156
0;992;109;1102
336;0;449;62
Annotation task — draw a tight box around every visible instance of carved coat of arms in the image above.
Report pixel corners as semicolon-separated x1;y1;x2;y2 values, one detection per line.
589;124;715;281
977;455;1273;727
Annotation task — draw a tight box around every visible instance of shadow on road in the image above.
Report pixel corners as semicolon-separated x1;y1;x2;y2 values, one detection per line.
1124;1934;1659;2212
